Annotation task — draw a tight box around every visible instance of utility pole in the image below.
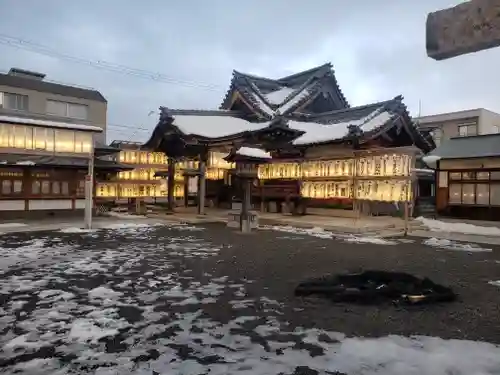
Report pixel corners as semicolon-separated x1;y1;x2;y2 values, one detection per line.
84;139;95;230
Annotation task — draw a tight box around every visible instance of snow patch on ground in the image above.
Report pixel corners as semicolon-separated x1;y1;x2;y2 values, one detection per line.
423;237;492;252
107;212;148;219
60;227;96;233
0;238;78;272
416;216;500;236
261;225;396;245
0;222;28;228
343;235;397;245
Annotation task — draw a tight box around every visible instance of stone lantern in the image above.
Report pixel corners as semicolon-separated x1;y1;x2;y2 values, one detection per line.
182;167;200;209
224;146;271;233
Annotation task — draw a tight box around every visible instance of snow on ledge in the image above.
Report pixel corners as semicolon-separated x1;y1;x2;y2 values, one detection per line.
412;168;434;174
416;217;500;237
422;155;441;168
236;147;271;159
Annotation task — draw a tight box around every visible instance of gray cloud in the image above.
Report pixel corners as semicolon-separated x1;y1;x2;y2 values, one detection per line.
1;0;498;142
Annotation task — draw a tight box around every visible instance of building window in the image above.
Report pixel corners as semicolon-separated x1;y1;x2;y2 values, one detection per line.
476;184;490;205
0;179;23;195
461;183;475;204
31;179;72;196
0;124;90;154
32;181;41;194
54;130;75;153
74;132;92;153
1;180;11;195
77;180;85;196
46;100;88;120
1;92;29;111
458;123;477;137
41;181;50;195
490;184;500;205
61;181;69;195
52;181;61;195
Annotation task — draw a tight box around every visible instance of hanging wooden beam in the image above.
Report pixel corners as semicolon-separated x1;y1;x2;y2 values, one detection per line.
426;0;500;60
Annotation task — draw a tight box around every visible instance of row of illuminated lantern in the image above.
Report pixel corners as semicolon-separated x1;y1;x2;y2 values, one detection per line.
95;182;184;198
116;151;235;169
301;180;412;202
113;154;412;182
258;155;413;180
95;179;412;202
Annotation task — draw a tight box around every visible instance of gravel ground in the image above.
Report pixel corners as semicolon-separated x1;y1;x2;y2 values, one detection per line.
0;221;499;374
180;224;500;343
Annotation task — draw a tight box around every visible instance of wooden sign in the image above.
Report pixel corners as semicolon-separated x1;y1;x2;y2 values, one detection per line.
427;0;500;60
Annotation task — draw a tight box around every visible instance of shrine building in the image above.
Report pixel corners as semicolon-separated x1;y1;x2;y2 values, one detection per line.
140;63;435;217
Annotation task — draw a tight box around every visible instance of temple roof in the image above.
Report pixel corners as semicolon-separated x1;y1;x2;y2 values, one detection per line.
289;109;394;145
236;147;271;159
159;110;271;138
220;63;349;119
287;95;430;147
144;95;434;153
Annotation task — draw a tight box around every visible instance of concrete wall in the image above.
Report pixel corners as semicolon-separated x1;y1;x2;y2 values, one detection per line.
478;109;500;135
0;84;107;144
416;109;500;145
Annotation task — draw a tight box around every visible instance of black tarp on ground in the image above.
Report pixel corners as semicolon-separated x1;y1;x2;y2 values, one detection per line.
295;270;456;305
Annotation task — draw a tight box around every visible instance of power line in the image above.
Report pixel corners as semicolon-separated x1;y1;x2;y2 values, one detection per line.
0;33;225;91
0;33;224;139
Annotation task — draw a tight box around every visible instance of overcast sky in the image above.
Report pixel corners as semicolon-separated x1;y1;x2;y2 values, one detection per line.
0;0;497;143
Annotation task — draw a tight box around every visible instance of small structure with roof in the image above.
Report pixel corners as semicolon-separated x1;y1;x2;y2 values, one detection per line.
0;114;130;218
425;133;500;221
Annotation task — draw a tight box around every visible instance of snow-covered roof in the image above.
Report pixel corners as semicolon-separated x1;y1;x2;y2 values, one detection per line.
289;110;394;145
236;147;271;159
278;88;312;114
172;115;269;138
412;168;435;174
422;155;441;168
0;115;103;132
264;87;296;105
249;84;314;117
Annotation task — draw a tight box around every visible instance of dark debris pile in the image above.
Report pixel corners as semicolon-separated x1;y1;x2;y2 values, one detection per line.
295;270;457;305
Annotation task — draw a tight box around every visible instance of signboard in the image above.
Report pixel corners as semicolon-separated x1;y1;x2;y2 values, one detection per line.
426;0;500;60
188;176;198;194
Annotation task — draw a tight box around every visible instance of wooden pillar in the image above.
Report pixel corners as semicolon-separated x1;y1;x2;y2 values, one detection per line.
260;179;265;212
198;153;207;215
183;175;189;207
404;200;409;236
167;157;175;212
352;152;359;224
23;168;30;212
241;178;252;233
